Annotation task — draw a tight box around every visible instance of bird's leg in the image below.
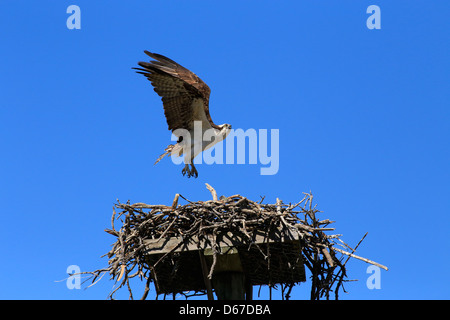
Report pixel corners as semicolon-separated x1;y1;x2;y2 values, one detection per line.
190;164;198;178
181;163;198;178
181;164;190;177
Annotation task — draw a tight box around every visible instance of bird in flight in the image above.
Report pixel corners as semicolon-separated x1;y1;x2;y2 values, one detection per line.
133;51;231;178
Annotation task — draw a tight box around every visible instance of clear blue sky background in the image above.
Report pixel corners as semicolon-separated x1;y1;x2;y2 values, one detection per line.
1;1;449;300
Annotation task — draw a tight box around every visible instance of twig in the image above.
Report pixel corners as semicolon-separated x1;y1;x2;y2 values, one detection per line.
332;247;388;271
172;194;180;209
205;183;218;201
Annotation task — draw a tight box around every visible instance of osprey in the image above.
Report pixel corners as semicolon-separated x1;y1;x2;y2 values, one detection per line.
134;51;232;178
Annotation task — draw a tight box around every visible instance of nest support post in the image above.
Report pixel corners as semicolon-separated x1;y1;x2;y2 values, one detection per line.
203;247;252;300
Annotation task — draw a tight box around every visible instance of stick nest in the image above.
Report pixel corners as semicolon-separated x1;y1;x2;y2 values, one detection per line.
79;184;387;300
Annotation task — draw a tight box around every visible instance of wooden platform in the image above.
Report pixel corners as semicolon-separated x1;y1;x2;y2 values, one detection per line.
144;227;306;295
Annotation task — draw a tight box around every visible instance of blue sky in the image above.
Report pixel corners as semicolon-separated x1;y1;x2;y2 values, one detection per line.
0;1;449;300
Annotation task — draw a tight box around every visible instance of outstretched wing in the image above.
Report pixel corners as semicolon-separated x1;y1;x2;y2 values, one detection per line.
134;51;219;131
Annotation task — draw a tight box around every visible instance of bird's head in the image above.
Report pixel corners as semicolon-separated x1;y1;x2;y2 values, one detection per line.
220;124;232;138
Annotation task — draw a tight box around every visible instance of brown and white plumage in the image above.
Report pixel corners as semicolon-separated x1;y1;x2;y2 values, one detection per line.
133;51;231;178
